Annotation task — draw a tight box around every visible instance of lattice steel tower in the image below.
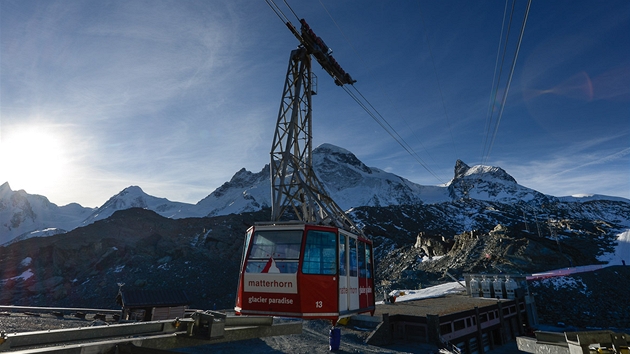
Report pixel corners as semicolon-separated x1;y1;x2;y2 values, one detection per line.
269;19;360;234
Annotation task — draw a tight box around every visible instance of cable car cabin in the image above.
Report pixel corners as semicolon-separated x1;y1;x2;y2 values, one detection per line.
234;222;375;324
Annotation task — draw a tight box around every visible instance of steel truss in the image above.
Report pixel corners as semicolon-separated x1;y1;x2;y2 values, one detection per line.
270;48;360;234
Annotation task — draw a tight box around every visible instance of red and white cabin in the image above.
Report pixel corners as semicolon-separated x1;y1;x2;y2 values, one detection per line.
234;222;375;324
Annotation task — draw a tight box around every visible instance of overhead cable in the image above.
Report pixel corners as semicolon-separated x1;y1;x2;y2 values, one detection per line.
266;0;444;183
482;0;510;165
482;0;533;166
318;0;445;183
343;85;444;183
416;3;459;161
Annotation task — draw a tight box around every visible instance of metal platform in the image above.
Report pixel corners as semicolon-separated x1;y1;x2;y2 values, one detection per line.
516;330;629;354
0;311;302;353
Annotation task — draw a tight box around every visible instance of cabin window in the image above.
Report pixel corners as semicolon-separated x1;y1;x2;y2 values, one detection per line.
241;229;253;269
349;237;358;277
339;234;347;276
302;230;337;275
365;243;373;279
358;242;367;277
246;230;302;273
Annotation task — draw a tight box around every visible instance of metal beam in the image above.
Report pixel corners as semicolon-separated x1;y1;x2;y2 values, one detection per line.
0;305;121;315
0;315;302;353
0;319;188;350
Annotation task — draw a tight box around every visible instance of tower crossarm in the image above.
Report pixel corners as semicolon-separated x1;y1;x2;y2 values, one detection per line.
283;19;356;86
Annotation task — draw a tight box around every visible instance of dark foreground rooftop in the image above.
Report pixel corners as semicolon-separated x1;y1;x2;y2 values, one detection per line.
374;293;510;317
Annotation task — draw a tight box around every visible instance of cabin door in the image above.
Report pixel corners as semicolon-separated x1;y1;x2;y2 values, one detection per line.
339;232;359;312
338;234;348;311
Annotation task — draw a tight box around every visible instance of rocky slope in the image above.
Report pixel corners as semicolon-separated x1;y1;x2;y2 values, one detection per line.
0;208;269;310
1;199;628;330
529;265;630;329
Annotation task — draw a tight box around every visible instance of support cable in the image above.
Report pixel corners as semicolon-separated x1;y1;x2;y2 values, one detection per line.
482;0;510;165
343;85;444;183
264;0;291;24
267;0;445;183
482;0;516;165
482;0;532;166
318;0;445;183
416;4;459;160
283;0;301;22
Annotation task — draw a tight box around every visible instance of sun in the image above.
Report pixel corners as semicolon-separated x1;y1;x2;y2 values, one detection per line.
0;125;69;194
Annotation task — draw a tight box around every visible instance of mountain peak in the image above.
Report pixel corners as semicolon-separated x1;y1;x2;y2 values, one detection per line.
447;160;540;202
0;182;12;198
118;185;145;196
314;143;371;174
452;160;516;184
466;165;517;184
454;160;470;179
315;143;353;155
81;185;193;226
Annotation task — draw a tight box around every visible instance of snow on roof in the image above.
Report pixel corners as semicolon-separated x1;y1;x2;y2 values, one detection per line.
376;281;467;305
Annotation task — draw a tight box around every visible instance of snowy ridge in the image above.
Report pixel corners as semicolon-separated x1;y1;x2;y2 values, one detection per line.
194;166;271;217
557;194;630;203
81;186;195;225
3;227;67;246
2;143;629;249
0;182;94;245
314;144;449;208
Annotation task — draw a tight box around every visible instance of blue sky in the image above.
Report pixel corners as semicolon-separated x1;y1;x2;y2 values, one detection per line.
1;0;628;208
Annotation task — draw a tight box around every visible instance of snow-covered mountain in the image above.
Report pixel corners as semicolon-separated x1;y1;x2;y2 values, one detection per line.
191;143;451;215
0;182;95;245
80;185;197;225
314;144;448;207
1;143;628;245
194;165;271;217
447;159;547;203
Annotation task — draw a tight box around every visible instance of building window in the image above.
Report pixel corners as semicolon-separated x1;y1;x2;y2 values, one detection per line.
440;323;453;334
453;319;466;331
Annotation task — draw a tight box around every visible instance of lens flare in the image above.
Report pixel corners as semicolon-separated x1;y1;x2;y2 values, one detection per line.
0;125;69;193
